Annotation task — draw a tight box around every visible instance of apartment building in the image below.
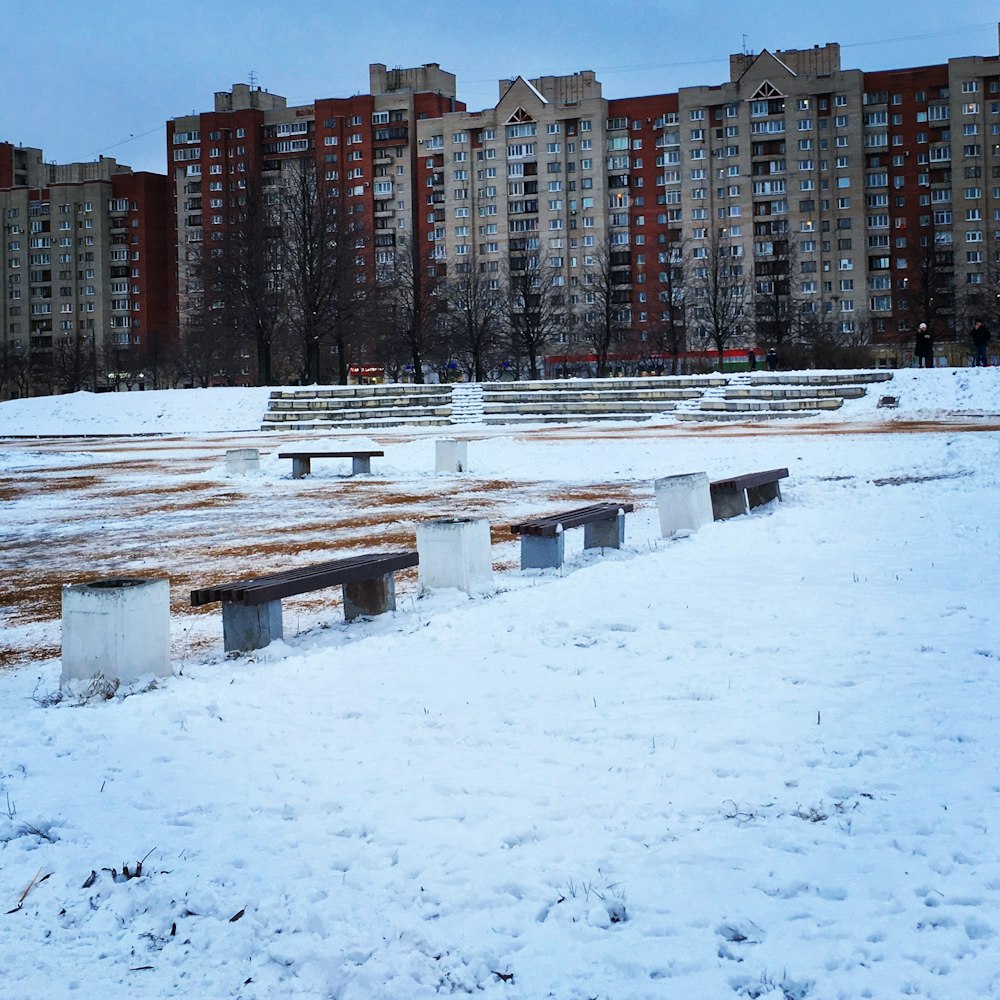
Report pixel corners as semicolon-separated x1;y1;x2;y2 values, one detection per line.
0;144;171;399
670;42;999;350
416;71;620;353
165;35;999;378
167;64;464;366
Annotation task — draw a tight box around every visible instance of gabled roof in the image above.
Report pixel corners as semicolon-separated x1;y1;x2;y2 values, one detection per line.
736;49;797;87
497;75;547;112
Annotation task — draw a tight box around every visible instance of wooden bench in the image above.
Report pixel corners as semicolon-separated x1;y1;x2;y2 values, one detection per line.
191;551;418;652
709;468;789;520
510;502;635;569
278;450;384;478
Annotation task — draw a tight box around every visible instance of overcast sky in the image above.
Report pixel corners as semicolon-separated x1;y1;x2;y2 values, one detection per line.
2;0;997;176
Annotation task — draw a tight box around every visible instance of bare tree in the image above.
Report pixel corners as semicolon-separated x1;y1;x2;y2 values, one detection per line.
442;259;505;382
504;253;565;379
753;233;798;351
374;234;445;383
579;241;633;378
690;229;749;369
280;159;370;384
646;240;689;374
897;241;955;348
51;332;96;393
202;173;284;385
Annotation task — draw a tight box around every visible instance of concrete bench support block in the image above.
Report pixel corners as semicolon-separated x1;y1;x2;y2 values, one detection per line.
710;486;750;520
747;480;782;510
655;472;713;536
343;573;395;620
520;532;565;570
222;600;283;653
435;438;468;473
62;577;171;685
583;513;626;550
417;517;493;591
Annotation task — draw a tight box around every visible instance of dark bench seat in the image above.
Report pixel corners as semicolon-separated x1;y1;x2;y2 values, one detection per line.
510;502;635;569
191;551;418;652
709;468;789;520
278;450;384;478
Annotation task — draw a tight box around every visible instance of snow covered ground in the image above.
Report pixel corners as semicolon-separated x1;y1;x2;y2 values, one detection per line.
1;369;999;999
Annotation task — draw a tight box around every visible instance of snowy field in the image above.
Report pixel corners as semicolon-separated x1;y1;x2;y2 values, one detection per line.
1;369;999;999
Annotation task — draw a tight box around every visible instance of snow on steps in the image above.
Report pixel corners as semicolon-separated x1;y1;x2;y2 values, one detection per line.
260;372;893;429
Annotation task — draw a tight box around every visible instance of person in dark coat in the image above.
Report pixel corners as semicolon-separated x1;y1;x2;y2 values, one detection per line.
914;323;934;368
747;349;757;372
765;348;778;372
971;320;990;367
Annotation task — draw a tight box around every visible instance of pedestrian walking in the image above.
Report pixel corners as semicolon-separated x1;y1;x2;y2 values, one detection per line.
915;323;934;368
971;319;990;367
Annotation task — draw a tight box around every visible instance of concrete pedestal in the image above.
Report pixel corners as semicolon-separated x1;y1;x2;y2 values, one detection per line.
584;512;626;550
222;600;282;653
61;577;171;685
343;573;396;620
435;438;468;473
520;532;565;569
416;517;492;592
225;448;260;475
655;472;713;537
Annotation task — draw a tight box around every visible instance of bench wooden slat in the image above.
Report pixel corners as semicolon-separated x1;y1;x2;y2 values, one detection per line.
191;552;418;607
277;451;384;460
510;502;635;537
710;468;788;491
192;554;380;606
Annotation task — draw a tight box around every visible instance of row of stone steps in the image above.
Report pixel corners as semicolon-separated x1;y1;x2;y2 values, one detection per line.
262;384;452;429
259;371;892;429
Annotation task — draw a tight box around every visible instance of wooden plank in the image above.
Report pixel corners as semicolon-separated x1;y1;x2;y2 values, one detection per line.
510;502;634;537
710;468;788;492
277;451;384;459
191;552;418;607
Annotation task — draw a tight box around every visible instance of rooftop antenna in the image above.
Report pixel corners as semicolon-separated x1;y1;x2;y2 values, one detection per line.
742;34;750;57
249;69;258;89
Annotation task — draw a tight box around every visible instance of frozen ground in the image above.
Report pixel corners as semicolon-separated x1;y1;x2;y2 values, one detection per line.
0;369;999;999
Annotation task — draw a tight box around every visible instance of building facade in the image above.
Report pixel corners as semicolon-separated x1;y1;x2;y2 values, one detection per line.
161;33;1000;381
0;145;172;399
166;65;464;382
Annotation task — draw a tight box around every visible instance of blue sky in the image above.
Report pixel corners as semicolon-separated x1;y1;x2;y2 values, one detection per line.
1;0;997;175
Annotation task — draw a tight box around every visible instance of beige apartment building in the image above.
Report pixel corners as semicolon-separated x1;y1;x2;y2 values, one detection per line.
1;146;171;399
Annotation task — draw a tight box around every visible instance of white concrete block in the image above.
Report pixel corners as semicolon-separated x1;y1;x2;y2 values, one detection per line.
61;578;172;686
435;438;468;473
416;517;492;592
655;472;714;537
225;448;260;475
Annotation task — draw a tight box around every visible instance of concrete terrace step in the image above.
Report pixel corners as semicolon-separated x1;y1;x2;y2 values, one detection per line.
748;371;892;386
269;384;449;399
494;375;728;391
674;408;824;422
698;397;844;412
481;387;701;403
261;415;453;431
483;399;679;415
263;404;451;422
724;385;866;400
482;411;652;425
